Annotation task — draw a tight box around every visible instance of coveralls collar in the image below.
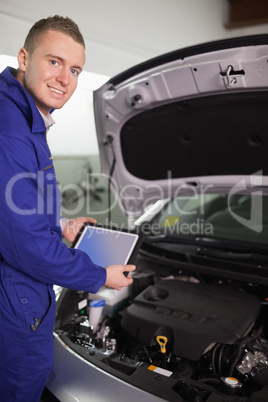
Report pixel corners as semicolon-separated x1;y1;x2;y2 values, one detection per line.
38;109;55;130
0;67;53;134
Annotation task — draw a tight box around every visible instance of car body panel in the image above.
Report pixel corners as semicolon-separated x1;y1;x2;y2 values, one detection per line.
46;334;165;402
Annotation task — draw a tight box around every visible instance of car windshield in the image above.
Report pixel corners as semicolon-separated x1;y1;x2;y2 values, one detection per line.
149;192;268;246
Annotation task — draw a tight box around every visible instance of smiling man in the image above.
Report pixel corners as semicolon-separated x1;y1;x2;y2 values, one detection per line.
16;28;85;115
0;16;135;402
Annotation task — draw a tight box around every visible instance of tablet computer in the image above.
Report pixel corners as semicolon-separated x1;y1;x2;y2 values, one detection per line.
73;224;140;268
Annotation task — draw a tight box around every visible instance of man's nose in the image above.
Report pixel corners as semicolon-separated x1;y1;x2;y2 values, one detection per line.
56;68;70;86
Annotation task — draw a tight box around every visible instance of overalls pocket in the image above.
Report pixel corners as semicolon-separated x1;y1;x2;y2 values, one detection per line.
11;276;56;334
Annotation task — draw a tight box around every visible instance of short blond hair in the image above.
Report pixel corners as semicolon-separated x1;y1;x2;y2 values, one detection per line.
24;15;85;55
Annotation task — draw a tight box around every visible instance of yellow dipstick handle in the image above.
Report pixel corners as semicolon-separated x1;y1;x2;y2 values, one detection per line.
156;336;168;354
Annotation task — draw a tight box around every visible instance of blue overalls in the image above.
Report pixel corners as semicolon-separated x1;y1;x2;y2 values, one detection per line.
0;67;107;401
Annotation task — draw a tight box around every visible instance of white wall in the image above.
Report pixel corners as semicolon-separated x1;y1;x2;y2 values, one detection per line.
48;72;109;155
1;0;267;77
0;0;267;156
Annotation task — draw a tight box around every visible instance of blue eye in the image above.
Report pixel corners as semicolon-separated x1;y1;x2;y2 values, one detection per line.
50;60;58;66
71;69;79;76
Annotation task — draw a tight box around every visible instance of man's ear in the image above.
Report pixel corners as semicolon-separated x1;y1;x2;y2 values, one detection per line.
17;48;28;72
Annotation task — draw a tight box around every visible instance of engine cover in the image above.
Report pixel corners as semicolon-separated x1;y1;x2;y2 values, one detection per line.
121;280;261;361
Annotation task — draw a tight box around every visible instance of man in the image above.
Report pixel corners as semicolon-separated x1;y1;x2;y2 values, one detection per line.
0;16;135;402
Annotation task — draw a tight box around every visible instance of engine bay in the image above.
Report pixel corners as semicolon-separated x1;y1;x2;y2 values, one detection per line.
54;251;268;402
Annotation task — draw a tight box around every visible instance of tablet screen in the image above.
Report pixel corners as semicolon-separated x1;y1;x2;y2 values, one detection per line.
74;225;139;268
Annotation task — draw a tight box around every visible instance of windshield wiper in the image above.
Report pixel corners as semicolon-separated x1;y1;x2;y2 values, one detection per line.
145;234;268;255
146;234;248;250
197;247;268;263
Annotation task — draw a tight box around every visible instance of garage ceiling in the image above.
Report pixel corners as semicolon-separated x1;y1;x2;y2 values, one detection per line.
0;0;186;59
1;0;267;76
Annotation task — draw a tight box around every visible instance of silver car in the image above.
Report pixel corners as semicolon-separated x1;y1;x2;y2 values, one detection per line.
46;34;268;402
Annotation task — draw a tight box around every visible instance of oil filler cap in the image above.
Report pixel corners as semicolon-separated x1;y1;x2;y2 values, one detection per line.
156;336;168;354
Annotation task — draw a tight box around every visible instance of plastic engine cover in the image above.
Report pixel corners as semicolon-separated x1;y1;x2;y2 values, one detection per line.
121;280;261;361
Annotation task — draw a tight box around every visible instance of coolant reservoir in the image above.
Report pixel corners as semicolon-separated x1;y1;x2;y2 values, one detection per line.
222;377;242;395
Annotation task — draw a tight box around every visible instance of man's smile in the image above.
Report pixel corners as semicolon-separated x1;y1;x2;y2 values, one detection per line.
48;85;65;95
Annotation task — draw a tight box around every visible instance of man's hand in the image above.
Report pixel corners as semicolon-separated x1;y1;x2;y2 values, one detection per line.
62;217;97;243
105;264;136;290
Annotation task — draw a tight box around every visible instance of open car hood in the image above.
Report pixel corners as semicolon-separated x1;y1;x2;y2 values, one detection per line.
93;35;268;217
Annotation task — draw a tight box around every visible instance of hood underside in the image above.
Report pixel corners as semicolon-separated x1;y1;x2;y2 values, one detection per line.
93;35;268;215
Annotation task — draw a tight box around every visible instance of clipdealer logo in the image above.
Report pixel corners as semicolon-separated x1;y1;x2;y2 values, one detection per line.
228;171;263;233
5;171;61;217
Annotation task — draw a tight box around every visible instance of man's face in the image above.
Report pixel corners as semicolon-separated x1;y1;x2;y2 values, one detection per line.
17;30;85;115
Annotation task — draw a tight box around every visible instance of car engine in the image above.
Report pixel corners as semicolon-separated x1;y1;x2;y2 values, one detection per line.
55;251;268;402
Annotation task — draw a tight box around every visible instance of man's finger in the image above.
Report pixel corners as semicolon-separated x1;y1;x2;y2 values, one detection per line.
123;264;136;272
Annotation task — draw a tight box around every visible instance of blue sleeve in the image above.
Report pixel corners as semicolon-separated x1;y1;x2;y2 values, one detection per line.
0;135;107;293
